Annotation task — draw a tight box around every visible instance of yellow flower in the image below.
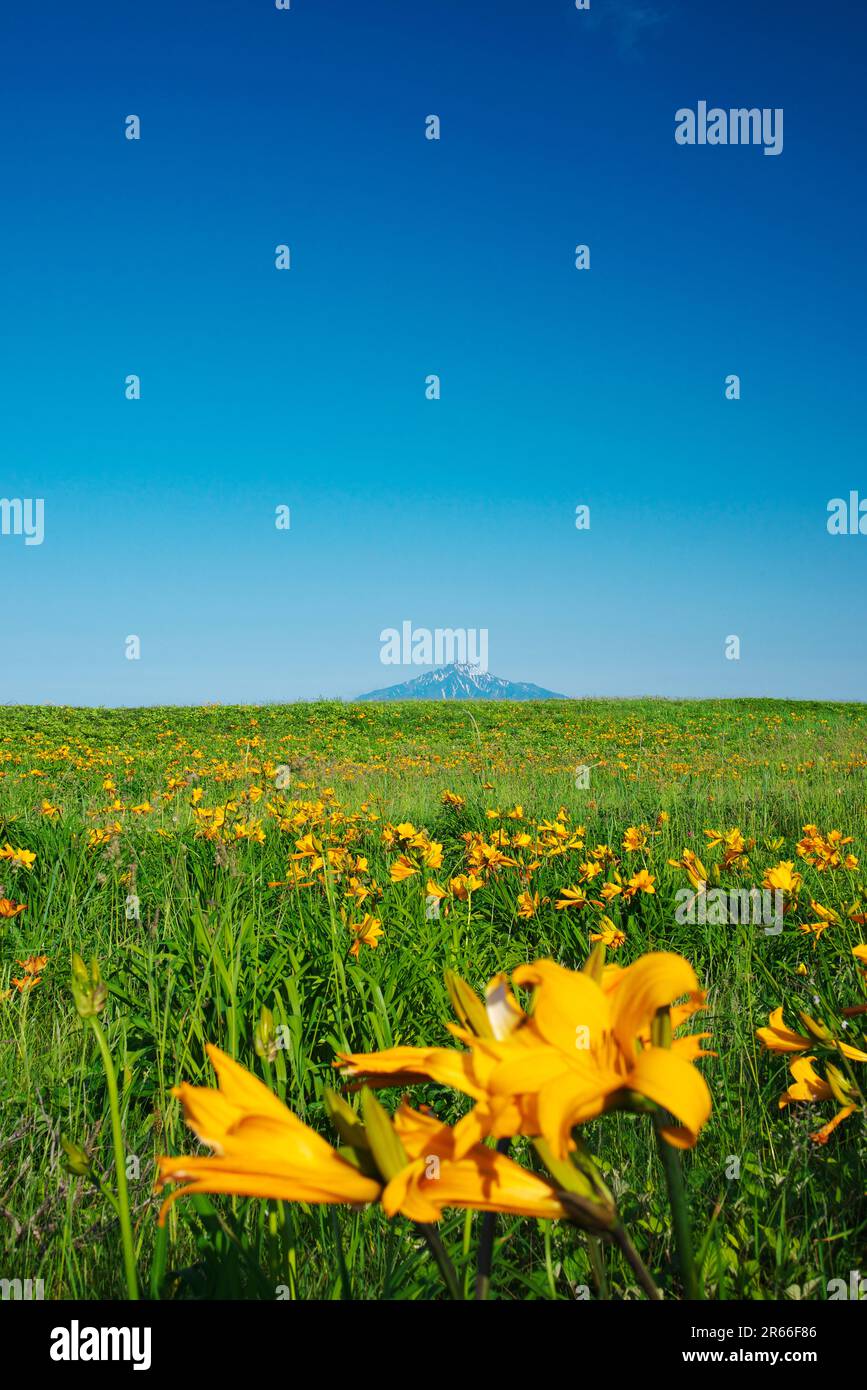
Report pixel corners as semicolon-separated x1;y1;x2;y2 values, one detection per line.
516;891;540;919
342;954;713;1160
589;843;614;864
393;821;419;844
797;825;855;872
763;861;802;896
775;1055;860;1145
668;849;708;892
554;886;588;910
622;826;648;852
449;873;483;901
577;860;603;883
344;876;369;905
422;840;443;870
798;900;840;944
808;900;839;924
627;869;655;896
705;827;753;869
389;855;418;883
756;1007;867;1062
348;914;383;959
464;954;711;1157
0;843;36;870
18;954;48;974
383;1105;571;1223
156;1045;382;1220
590;916;626;949
11;973;41;992
157;1047;570;1227
778;1056;831;1107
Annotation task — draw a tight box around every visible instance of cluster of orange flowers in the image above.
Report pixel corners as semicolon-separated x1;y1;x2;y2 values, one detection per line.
0;847;46;999
757;944;867;1144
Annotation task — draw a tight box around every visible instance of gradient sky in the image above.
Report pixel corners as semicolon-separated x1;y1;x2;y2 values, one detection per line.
2;0;865;704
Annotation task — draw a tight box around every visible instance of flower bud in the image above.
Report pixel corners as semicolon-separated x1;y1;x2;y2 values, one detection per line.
70;952;108;1017
253;1005;278;1062
61;1135;93;1177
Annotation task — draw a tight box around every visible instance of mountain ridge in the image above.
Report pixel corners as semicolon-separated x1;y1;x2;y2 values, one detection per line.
356;663;567;702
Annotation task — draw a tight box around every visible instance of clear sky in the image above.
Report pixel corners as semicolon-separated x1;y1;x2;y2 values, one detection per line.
2;0;865;704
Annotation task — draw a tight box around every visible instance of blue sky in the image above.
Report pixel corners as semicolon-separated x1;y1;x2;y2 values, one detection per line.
1;0;865;704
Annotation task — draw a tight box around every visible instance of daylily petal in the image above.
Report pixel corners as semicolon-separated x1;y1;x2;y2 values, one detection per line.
205;1044;301;1124
756;1007;811;1053
512;959;611;1054
536;1069;612;1159
337;1045;487;1099
610;953;701;1061
810;1106;857;1144
627;1045;712;1148
779;1056;832;1107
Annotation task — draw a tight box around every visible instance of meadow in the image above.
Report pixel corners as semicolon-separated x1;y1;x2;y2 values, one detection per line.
1;697;866;1301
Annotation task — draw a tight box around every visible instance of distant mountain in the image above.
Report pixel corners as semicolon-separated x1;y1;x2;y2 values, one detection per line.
356;663;567;701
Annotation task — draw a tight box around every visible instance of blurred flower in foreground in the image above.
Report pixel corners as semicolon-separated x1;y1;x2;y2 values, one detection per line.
340;951;713;1160
156;1044;579;1226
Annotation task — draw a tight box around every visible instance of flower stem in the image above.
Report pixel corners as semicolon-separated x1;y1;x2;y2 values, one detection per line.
611;1221;662;1301
475;1138;510;1300
89;1016;139;1300
649;1004;701;1300
586;1233;609;1298
417;1222;462;1300
653;1121;701;1300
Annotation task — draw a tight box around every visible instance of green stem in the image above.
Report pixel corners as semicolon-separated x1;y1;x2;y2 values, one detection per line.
89;1017;139;1300
650;1004;700;1301
329;1206;353;1300
611;1221;662;1301
653;1120;700;1300
417;1223;462;1300
475;1138;510;1300
586;1233;609;1298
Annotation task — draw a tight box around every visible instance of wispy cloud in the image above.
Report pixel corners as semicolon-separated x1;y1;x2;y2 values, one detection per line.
585;0;670;59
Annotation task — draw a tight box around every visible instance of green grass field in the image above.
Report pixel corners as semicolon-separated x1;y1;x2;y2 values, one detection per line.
1;698;866;1300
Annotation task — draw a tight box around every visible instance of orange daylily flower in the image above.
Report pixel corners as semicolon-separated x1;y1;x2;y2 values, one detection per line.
157;1046;572;1227
756;1007;867;1062
156;1044;382;1220
384;1105;571;1223
348;914;383;959
340;952;712;1160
